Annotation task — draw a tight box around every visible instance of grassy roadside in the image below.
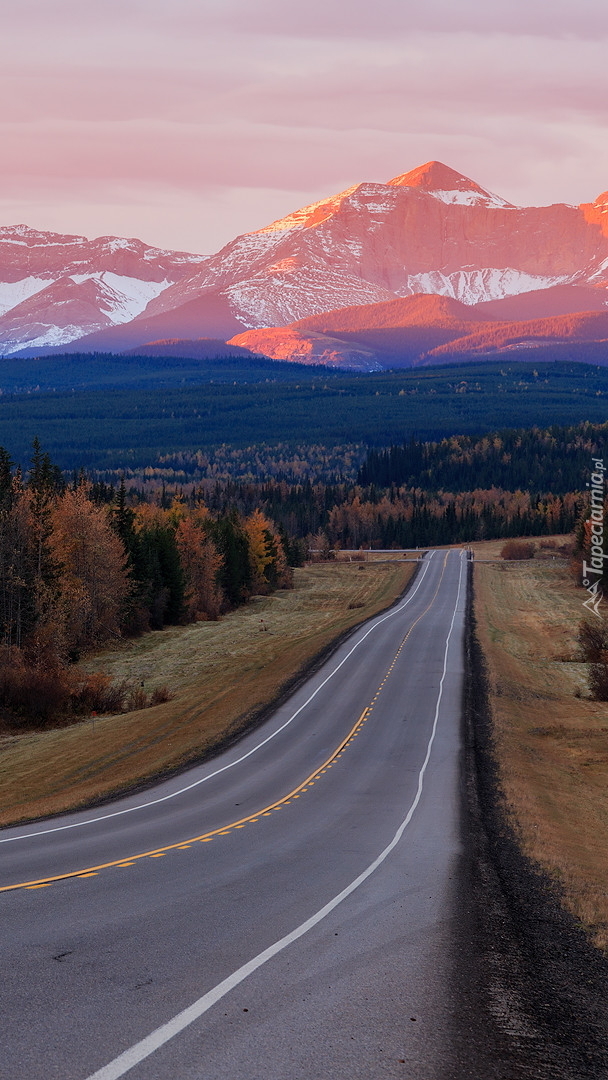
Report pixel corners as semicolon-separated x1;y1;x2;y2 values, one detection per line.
472;541;608;950
0;560;416;827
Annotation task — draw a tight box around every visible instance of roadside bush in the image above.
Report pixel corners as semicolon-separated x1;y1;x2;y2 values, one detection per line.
150;684;172;705
578;619;608;663
72;674;132;715
126;686;148;711
0;648;173;728
588;662;608;701
500;540;535;560
0;659;71;725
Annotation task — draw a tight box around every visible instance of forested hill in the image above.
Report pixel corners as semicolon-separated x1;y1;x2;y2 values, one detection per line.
358;423;608;494
1;360;608;474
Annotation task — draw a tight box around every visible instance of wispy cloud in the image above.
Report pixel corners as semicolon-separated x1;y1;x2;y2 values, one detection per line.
1;0;608;252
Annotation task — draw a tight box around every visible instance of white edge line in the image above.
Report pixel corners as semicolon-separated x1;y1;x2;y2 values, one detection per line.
2;554;435;844
83;553;466;1080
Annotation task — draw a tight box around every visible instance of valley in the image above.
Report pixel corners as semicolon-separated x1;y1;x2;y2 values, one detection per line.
2;157;608;1079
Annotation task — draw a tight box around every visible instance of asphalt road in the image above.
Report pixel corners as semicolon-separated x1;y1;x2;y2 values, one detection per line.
1;549;468;1080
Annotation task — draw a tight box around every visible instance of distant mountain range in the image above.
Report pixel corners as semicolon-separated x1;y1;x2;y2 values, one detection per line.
2;160;608;368
0;226;207;356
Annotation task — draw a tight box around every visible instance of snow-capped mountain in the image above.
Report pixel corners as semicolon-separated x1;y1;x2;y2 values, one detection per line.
0;226;207;355
3;161;608;357
131;160;608;326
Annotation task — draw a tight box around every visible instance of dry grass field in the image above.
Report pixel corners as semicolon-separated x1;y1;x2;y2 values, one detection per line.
473;545;608;949
0;559;415;827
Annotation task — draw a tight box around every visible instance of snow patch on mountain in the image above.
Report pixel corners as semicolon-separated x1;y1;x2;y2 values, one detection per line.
588;257;608;282
69;272;170;323
0;324;89;356
0;277;52;316
225;269;395;328
0;224;88;247
192;230;294;289
427;189;515;209
401;269;570;305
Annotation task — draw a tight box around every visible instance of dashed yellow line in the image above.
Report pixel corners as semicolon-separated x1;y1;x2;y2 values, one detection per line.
0;709;369;893
2;554;449;896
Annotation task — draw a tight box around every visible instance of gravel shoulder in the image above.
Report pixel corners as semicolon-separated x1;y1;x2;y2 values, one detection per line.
451;565;608;1079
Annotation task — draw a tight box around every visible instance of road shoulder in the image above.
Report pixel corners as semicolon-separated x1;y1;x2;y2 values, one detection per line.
450;567;608;1079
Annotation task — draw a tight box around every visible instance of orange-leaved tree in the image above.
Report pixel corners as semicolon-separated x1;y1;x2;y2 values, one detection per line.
243;509;292;592
50;484;131;655
175;516;224;620
243;509;275;592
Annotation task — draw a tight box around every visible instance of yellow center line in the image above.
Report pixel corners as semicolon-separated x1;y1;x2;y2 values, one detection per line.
1;554;449;895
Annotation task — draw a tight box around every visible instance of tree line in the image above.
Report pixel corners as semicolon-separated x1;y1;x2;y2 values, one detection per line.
1;421;603;726
0;441;292;725
357;423;608;494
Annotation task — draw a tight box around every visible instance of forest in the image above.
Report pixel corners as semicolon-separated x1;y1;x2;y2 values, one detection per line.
0;441;293;726
357;423;608;493
0;416;604;726
106;420;605;549
1;360;607;475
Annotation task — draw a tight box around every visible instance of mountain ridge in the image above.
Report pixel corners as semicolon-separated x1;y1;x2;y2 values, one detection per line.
228;288;608;371
2;162;608;358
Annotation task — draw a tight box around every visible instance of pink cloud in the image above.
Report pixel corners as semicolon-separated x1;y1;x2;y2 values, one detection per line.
1;0;608;253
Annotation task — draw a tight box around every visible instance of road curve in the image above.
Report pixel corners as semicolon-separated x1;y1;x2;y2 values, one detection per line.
1;549;467;1080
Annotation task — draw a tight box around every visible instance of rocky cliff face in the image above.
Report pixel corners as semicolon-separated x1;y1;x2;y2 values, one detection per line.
139;161;608;329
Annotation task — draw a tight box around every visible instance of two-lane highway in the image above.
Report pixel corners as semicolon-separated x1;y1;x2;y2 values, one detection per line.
2;549;468;1079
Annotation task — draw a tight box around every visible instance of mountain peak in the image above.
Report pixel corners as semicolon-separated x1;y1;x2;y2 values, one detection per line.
387;161;471;190
387;161;514;209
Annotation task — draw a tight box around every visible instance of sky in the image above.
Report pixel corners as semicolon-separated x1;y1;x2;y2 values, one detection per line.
2;0;608;256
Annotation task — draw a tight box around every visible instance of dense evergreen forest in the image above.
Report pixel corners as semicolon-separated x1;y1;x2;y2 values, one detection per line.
0;351;321;396
357;423;608;494
1;361;607;475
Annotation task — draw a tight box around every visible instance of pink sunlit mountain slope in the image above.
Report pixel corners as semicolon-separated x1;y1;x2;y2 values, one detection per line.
3;162;608;357
0;226;207;356
229;290;608;371
129;159;608;321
